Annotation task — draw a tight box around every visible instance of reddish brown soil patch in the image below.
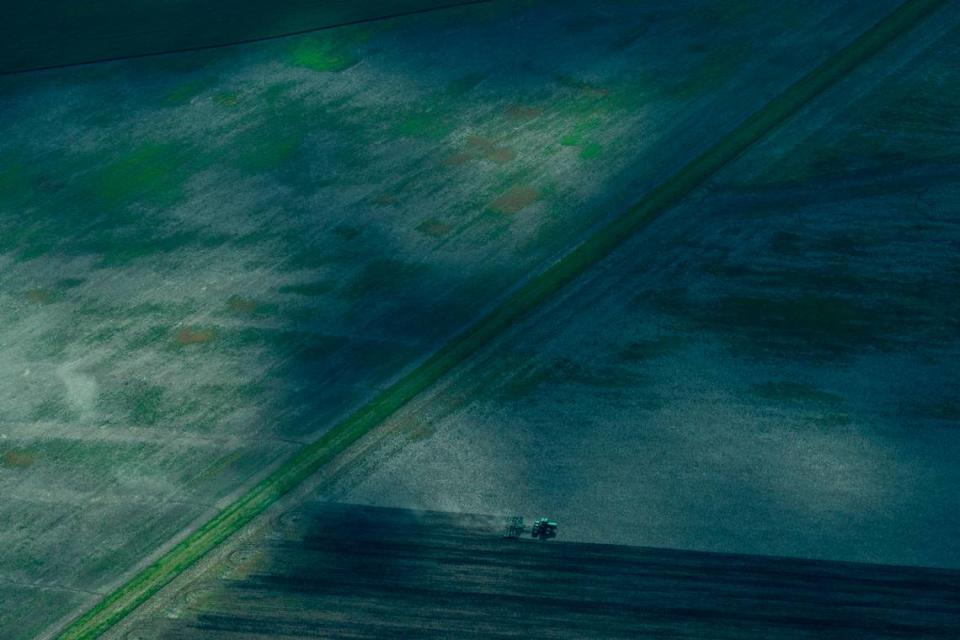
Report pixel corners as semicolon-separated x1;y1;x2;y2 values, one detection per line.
175;327;216;345
416;219;453;238
25;288;54;304
467;135;516;164
2;450;35;468
373;194;400;206
489;185;540;215
227;296;259;313
441;152;473;167
485;147;517;164
505;105;544;121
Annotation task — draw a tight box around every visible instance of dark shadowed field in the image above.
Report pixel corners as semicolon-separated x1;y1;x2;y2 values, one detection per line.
124;503;960;639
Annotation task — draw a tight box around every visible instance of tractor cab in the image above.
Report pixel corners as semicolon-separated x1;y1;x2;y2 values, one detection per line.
502;516;559;541
531;518;558;540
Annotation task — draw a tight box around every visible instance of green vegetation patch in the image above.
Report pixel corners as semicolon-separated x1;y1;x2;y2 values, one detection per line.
162;76;217;106
99;380;168;427
579;142;603;159
213;91;243;107
224;90;357;175
288;31;368;72
127;383;166;427
90;142;190;209
0;158;34;208
30;397;71;422
393;111;456;140
559;116;604;147
558;115;606;159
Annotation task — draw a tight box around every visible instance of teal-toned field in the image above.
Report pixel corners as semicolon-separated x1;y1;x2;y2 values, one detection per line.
1;1;957;638
336;3;960;568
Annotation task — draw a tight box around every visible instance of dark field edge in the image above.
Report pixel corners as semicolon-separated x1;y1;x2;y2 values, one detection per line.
52;1;948;638
179;503;960;640
0;0;493;76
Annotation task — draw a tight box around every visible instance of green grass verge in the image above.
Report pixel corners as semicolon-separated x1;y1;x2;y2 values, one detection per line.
54;0;946;637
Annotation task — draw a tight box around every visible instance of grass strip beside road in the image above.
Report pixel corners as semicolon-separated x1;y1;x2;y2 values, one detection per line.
54;0;947;637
